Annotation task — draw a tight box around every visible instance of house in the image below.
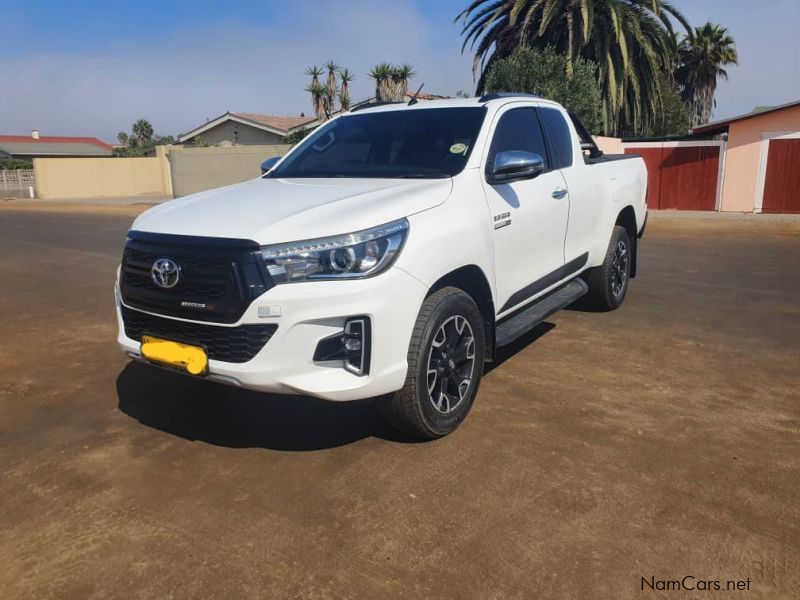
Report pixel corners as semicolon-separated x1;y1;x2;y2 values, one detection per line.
177;112;317;146
693;100;800;213
177;95;452;148
0;131;113;159
621;100;800;213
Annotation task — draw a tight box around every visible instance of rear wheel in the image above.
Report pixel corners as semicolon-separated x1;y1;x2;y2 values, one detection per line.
381;287;486;439
585;225;632;311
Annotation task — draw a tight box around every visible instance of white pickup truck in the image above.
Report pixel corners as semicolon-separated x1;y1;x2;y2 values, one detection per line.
116;93;647;439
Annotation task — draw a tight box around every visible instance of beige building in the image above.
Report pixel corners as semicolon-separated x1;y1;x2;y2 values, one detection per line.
177;112;317;147
693;100;800;213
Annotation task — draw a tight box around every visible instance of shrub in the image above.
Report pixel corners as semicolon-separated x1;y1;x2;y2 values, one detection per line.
483;46;602;133
0;158;33;170
283;127;316;145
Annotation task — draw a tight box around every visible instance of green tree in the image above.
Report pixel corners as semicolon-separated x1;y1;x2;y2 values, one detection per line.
391;63;416;100
676;22;738;127
456;0;690;135
641;73;691;137
305;66;325;120
305;63;353;119
369;63;416;102
484;46;602;132
131;119;154;146
305;65;323;87
338;68;355;112
324;61;340;117
112;120;172;156
369;63;394;102
305;81;327;121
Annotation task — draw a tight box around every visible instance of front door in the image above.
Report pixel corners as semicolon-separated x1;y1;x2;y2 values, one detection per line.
481;106;570;314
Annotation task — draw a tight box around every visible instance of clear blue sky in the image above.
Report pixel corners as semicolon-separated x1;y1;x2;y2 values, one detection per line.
3;0;799;141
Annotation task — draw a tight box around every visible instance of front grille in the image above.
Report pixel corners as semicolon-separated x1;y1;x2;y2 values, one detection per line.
122;306;277;363
120;231;274;323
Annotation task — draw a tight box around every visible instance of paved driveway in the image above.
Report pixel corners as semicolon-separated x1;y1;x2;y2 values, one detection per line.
0;207;798;598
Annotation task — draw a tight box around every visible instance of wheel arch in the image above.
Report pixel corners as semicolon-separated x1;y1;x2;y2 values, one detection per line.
428;265;496;361
615;205;639;277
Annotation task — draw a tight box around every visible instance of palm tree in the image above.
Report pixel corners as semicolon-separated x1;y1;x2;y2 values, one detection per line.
455;0;691;135
305;66;329;120
305;82;327;121
369;63;394;102
131;119;154;146
676;22;738;127
339;69;354;100
369;63;416;102
324;61;339;117
392;63;417;101
305;65;323;86
338;91;351;112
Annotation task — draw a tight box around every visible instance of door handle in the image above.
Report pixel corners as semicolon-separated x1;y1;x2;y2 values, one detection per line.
551;187;568;199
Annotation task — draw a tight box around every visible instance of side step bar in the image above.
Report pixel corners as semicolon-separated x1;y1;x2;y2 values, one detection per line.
495;278;589;347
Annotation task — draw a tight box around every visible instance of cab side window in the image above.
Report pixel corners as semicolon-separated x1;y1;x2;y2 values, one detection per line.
538;107;573;169
486;107;549;175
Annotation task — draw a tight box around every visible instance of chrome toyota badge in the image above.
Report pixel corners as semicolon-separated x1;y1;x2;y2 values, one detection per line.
151;257;180;289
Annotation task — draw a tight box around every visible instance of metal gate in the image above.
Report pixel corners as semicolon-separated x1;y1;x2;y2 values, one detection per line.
0;169;36;199
623;141;725;210
757;135;800;214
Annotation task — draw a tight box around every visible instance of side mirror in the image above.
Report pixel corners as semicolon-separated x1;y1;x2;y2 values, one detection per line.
261;156;281;174
487;151;545;184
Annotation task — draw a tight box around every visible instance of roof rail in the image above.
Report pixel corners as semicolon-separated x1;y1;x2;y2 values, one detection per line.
351;101;404;112
479;92;540;102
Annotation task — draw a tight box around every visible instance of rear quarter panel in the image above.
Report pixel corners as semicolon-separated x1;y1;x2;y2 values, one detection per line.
564;155;647;269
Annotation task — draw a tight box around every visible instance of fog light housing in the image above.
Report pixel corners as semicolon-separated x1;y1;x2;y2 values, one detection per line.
313;317;371;376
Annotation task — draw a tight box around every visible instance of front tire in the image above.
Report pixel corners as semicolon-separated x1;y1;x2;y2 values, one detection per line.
382;287;486;439
584;225;632;311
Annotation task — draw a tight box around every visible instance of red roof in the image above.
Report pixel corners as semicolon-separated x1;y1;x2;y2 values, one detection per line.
230;113;317;132
0;135;113;151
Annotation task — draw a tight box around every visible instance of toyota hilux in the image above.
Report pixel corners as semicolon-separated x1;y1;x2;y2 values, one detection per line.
116;93;647;439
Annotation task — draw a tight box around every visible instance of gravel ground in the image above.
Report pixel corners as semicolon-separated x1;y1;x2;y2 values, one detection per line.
0;206;798;598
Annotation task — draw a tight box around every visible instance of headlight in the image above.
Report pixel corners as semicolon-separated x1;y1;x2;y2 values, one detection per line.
261;218;409;283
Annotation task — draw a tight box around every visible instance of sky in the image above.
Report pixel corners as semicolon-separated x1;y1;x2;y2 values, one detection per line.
3;0;799;142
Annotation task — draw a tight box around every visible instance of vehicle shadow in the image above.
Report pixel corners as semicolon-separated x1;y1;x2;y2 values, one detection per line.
565;295;608;313
484;321;556;375
116;361;420;451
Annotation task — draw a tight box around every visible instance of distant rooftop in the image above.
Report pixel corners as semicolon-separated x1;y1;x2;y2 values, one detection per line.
0;134;113;157
229;112;317;132
693;99;800;135
177;111;318;144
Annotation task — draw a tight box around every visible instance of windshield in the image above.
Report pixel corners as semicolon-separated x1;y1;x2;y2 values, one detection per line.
268;106;486;179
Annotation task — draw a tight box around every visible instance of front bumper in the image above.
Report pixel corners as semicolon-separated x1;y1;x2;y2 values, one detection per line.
116;267;427;401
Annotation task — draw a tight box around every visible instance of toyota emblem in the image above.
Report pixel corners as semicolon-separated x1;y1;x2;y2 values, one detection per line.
151;257;181;289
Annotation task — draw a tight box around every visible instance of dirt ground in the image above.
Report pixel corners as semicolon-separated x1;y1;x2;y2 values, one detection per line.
0;205;798;599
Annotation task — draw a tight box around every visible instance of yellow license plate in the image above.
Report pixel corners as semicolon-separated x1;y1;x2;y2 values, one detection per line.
141;335;208;375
